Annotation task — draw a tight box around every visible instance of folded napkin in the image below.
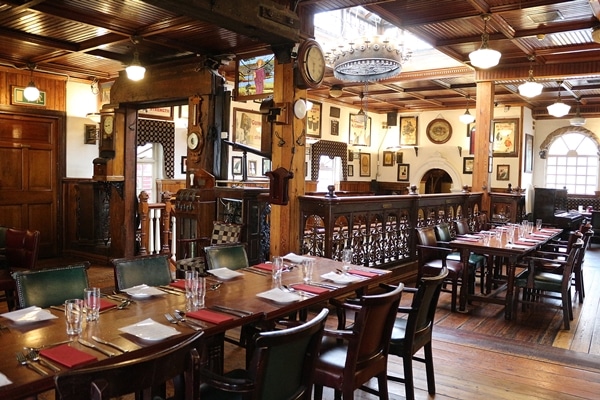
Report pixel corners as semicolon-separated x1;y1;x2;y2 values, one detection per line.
455;237;479;242
170;280;186;290
348;269;379;278
40;344;97;368
187;309;234;324
291;284;330;294
0;372;12;387
283;253;313;264
99;298;117;312
253;263;273;272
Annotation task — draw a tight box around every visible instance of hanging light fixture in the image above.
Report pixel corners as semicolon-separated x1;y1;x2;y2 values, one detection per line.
126;36;146;81
356;83;369;125
329;84;343;98
547;81;571;118
570;101;586;126
469;14;501;69
23;63;40;101
459;95;475;124
518;56;543;98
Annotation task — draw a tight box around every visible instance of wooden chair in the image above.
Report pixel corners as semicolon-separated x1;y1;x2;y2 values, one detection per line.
0;228;40;310
415;226;464;312
14;263;90;308
514;240;583;330
385;267;448;400
312;284;404;400
55;330;203;400
199;308;329;400
111;254;172;291
204;243;249;271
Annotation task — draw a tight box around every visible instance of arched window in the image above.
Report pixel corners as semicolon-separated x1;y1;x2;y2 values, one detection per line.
546;133;598;194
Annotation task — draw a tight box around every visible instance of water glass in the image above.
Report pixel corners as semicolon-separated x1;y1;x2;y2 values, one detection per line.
194;277;206;309
65;299;84;335
536;219;543;231
84;287;101;322
301;259;314;284
185;270;199;311
272;256;284;288
341;249;353;273
483;233;491;246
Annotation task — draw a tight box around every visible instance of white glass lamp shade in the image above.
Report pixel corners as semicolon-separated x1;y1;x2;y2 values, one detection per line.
23;81;40;101
469;48;501;69
126;52;146;81
518;80;543;98
570;116;586;126
547;101;571;118
459;109;475;124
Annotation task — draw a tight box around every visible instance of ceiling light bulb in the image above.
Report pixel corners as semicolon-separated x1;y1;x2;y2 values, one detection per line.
23;81;40;101
459;109;475;124
126;51;146;81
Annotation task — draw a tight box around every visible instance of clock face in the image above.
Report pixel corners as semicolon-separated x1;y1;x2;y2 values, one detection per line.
187;132;199;150
102;115;114;138
305;46;325;83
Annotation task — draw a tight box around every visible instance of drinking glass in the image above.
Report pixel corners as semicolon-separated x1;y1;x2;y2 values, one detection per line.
271;256;284;288
185;270;199;312
84;287;101;322
341;249;353;274
483;233;491;246
536;219;542;231
194;277;206;309
65;299;84;335
301;259;314;284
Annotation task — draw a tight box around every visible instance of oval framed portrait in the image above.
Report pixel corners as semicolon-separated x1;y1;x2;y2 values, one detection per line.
426;118;452;144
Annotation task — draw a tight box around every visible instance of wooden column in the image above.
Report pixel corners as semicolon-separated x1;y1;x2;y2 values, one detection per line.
269;61;305;256
473;80;495;213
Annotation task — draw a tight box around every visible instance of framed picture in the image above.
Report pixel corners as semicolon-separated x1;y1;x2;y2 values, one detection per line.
233;108;263;152
497;164;510;181
84;124;97;144
181;156;187;174
348;165;354;177
349;114;371;146
397;163;410;181
262;158;271;175
383;151;394;166
232;156;243;176
248;160;257;176
399;116;418;145
359;153;371;177
234;54;275;101
426;118;452;144
330;106;341;118
330;119;339;136
396;151;403;164
463;157;474;174
139;107;173;120
492;118;519;157
524;133;533;173
307;101;322;138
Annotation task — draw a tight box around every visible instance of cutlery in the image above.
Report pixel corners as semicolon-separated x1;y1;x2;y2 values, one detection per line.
24;339;73;352
27;349;61;372
336;269;367;279
208;305;253;317
49;305;65;312
308;282;340;290
244;267;270;276
171;311;204;330
164;313;178;324
78;338;116;358
16;352;48;376
158;286;181;295
92;336;129;353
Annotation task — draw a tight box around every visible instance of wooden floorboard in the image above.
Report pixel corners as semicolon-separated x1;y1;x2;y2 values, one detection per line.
23;246;600;399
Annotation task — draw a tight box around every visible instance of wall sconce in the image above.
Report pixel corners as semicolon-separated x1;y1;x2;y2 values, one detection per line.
539;149;547;159
414;146;419;157
23;63;40;101
457;146;463;157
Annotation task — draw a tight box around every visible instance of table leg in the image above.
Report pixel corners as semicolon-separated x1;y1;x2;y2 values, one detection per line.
459;248;469;312
504;256;517;320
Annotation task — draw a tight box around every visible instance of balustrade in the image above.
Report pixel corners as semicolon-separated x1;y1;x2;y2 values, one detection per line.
137;191;174;256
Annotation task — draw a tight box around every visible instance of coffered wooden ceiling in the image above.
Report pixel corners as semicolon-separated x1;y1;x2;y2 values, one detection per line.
2;0;600;119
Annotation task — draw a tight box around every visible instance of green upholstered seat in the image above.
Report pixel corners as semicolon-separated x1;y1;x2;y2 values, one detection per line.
111;254;172;291
14;263;90;309
204;244;249;271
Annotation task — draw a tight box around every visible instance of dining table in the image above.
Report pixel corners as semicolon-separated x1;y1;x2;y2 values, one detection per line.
0;254;393;399
451;226;562;320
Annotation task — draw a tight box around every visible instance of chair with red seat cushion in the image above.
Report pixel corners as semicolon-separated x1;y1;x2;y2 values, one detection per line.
0;228;40;310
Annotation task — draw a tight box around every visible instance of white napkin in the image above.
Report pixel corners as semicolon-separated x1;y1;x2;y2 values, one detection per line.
1;306;57;324
0;372;12;387
256;288;302;304
321;272;363;284
505;244;530;250
208;267;243;280
283;253;313;264
122;284;164;298
119;318;180;341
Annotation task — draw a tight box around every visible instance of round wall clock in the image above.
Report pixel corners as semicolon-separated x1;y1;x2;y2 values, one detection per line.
187;132;200;150
426;118;452;144
295;39;325;89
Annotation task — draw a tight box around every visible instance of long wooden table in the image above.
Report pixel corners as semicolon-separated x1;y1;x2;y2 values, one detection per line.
0;256;392;399
452;227;562;319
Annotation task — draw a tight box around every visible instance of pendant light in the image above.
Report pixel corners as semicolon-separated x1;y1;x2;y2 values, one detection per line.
126;36;146;81
459;95;475;124
570;101;586;126
23;63;40;101
518;56;543;98
547;81;571;118
469;14;501;69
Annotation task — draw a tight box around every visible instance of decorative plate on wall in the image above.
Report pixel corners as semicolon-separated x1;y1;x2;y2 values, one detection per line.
426;118;452;144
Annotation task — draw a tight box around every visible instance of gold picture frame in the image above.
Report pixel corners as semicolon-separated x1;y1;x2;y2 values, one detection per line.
84;124;97;144
359;153;371;177
399;116;418;145
492;118;519;157
383;151;394;166
233;108;263;152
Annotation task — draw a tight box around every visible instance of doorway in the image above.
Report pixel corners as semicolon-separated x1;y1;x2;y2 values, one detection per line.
421;168;452;193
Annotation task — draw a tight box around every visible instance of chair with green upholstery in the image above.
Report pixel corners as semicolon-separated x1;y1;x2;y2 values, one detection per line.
111;254;172;292
14;263;90;309
204;244;249;271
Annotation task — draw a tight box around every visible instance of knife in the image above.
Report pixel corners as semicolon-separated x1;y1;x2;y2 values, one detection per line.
78;338;116;357
244;267;270;276
91;336;129;353
209;305;253;317
158;286;181;296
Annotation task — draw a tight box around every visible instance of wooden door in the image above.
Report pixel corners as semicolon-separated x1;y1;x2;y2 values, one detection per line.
0;109;64;258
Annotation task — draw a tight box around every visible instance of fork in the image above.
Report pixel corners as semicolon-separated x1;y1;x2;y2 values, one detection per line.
171;311;204;330
16;351;48;376
27;349;61;372
164;313;178;324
